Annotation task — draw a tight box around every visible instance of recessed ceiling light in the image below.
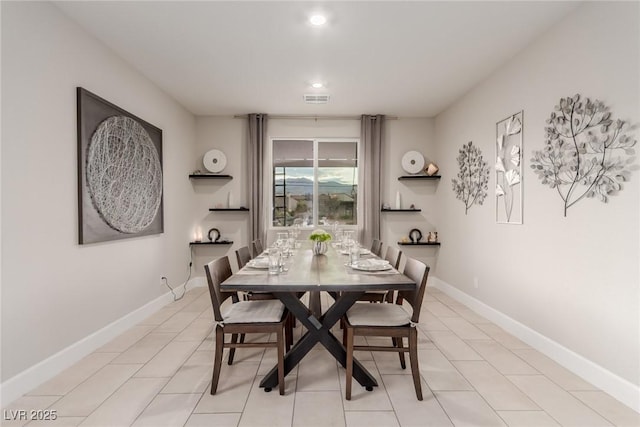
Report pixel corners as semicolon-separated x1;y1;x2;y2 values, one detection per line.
311;82;324;89
309;14;327;26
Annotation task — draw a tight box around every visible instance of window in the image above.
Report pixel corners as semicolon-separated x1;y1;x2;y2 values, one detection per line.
272;139;358;227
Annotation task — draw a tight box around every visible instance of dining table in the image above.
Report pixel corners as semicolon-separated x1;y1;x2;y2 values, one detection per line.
220;241;416;392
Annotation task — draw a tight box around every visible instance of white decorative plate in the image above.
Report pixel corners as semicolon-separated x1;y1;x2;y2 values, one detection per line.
401;151;425;174
203;149;227;173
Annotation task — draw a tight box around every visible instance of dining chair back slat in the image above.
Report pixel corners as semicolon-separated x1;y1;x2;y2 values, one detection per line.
204;257;234;322
235;246;252;269
397;258;429;323
384;246;402;269
371;239;383;257
252;239;264;258
356;241;395;303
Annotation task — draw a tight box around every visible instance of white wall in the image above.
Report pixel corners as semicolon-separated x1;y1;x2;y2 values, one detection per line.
192;117;362;273
382;118;439;271
191;117;437;274
433;0;639;400
1;1;196;384
192;117;249;274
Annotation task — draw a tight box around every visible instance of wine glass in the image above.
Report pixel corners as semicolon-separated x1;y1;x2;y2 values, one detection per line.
275;231;288;249
335;228;344;247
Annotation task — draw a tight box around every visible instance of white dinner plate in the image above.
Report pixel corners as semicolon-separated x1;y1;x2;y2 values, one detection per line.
349;260;392;271
247;259;269;269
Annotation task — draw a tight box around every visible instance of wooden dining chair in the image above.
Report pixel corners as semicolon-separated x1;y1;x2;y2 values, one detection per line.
356;242;400;303
343;257;430;400
252;239;264;258
205;256;289;395
370;239;383;257
235;246;252;269
235;245;297;331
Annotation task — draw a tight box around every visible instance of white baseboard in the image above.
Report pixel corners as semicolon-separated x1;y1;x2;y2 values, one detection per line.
430;276;640;413
0;283;188;407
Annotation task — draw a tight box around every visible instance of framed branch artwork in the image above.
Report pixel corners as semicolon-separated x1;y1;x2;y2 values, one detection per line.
496;111;523;224
77;87;163;244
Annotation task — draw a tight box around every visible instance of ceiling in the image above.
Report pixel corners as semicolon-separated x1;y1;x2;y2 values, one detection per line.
54;1;580;117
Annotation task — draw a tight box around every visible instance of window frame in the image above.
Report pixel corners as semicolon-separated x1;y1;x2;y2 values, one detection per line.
268;137;360;231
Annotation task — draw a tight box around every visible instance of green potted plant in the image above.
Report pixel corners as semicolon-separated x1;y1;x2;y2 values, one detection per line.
309;229;331;255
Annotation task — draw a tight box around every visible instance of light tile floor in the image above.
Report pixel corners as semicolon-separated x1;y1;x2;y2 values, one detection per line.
3;286;639;427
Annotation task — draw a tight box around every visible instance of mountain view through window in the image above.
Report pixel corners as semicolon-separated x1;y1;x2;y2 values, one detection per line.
273;139;358;227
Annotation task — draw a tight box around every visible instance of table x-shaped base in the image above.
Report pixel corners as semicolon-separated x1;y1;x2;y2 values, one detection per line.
259;291;378;391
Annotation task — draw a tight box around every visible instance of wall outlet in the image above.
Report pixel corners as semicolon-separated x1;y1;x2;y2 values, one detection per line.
473;277;479;289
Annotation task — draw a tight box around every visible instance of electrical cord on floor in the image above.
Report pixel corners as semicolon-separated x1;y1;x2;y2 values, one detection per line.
161;246;194;302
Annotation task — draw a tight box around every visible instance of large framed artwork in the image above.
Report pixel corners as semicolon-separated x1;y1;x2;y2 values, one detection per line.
495;111;523;224
77;87;163;244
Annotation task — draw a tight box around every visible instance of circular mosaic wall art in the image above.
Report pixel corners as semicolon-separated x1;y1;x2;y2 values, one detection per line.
86;115;163;234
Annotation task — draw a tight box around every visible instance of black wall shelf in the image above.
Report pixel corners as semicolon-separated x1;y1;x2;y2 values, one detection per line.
189;174;233;179
398;175;441;181
189;241;233;246
209;207;250;212
398;242;441;246
381;208;422;212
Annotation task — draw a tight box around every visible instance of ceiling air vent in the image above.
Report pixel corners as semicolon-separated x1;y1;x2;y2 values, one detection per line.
303;94;330;104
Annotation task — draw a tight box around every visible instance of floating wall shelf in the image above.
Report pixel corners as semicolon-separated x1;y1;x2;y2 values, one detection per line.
398;175;441;181
381;208;422;212
398;242;441;246
209;207;250;212
189;174;233;179
189;241;234;246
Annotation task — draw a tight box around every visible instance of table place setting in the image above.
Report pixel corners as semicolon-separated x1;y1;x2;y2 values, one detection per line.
237;248;293;275
339;247;372;256
345;259;400;275
246;258;269;269
237;258;271;275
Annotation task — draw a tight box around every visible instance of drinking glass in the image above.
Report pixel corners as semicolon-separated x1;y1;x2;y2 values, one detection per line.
342;230;353;249
281;238;291;257
268;249;281;275
349;242;360;266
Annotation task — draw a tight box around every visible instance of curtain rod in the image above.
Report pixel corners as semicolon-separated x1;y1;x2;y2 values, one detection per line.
233;114;398;120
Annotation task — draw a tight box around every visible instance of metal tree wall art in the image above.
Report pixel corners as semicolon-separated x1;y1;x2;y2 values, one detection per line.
531;94;637;216
496;112;523;224
452;141;490;214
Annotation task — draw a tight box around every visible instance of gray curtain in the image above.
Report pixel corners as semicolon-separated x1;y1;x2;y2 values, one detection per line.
248;113;268;245
359;114;384;246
